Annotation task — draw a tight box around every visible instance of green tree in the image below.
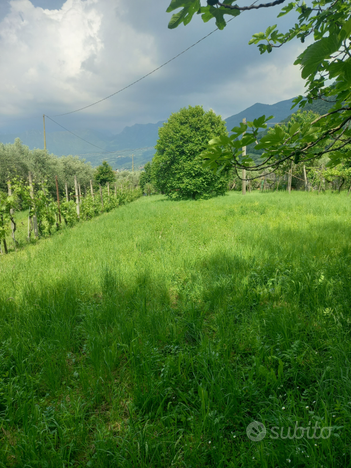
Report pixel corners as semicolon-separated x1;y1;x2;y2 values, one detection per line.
166;0;351;178
139;162;154;192
0;139;94;198
94;161;115;186
152;105;229;200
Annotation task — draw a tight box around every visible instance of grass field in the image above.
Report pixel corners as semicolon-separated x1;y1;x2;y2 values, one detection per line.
1;191;351;467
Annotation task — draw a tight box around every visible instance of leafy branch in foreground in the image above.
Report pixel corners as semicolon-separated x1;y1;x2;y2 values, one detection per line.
166;0;351;177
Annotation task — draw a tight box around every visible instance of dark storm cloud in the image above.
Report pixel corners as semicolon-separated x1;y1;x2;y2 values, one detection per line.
0;0;306;136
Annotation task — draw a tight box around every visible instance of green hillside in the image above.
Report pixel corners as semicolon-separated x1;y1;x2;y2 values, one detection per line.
1;192;350;466
0;97;336;170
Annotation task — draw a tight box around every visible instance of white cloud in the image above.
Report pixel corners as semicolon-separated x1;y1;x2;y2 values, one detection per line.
214;46;306;115
0;0;158;117
0;0;309;133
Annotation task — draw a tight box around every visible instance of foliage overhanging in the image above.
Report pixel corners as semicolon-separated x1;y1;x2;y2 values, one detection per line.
166;0;351;179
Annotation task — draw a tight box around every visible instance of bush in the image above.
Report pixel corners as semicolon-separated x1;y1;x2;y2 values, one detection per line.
152;105;230;200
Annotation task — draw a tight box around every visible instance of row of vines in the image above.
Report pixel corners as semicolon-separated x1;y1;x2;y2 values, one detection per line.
232;163;351;193
0;173;141;254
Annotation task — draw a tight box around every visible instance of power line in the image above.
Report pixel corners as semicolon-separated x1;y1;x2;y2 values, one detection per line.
45;114;121;153
45;114;154;155
52;19;234;117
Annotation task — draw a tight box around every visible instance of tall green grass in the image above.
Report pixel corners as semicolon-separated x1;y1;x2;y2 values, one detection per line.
0;191;351;467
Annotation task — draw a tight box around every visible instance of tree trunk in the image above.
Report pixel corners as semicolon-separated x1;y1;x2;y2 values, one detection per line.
339;178;345;193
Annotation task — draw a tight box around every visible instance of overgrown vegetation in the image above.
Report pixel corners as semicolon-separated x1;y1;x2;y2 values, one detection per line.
0;139;95;198
0;191;350;466
152;105;230;199
0;176;141;253
167;1;351;180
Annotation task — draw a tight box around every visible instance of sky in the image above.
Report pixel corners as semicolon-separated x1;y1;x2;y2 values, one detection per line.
0;0;308;136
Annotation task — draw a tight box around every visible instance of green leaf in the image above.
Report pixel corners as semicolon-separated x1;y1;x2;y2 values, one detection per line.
167;0;201;28
168;9;187;29
277;2;294;18
167;0;200;13
252;115;273;128
294;150;301;164
256;126;285;148
249;32;266;44
229;122;247;136
341;17;351;38
265;24;277;37
289;122;300;136
297;34;342;79
208;136;222;146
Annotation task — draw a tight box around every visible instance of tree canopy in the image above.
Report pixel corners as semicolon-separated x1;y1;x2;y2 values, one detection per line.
152;105;229;199
0;138;94;197
166;0;351;179
94;161;116;186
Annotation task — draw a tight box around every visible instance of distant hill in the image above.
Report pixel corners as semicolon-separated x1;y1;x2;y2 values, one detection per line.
0;98;335;170
224;98;295;131
106;121;164;151
0;122;164;170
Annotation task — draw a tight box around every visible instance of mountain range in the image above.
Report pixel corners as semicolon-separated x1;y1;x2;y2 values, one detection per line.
0;97;332;170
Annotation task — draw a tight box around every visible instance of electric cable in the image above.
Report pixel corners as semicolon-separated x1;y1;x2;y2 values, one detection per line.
45;114;151;155
52;18;235;117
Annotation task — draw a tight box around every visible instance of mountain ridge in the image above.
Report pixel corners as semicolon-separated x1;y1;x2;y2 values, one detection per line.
1;97;331;170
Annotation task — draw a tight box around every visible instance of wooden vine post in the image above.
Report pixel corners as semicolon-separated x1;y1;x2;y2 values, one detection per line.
303;165;308;191
287;162;293;193
55;176;61;225
90;180;94;200
7;181;17;247
317;166;323;194
28;172;39;239
242;118;246;195
74;175;80;219
0;211;8;254
99;184;104;208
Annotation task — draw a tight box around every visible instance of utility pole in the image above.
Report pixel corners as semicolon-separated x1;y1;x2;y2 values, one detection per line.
43;114;47;151
242;118;246;195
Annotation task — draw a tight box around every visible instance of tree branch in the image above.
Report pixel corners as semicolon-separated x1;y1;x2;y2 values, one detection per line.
217;0;286;11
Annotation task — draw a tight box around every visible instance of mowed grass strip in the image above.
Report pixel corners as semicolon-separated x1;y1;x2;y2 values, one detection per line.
0;191;351;467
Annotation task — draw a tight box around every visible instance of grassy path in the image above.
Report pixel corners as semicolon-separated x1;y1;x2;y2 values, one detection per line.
0;192;351;467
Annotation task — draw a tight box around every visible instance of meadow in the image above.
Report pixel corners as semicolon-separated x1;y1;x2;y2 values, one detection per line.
0;191;351;467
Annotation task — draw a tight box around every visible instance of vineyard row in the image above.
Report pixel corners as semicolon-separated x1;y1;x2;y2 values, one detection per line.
0;173;141;255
